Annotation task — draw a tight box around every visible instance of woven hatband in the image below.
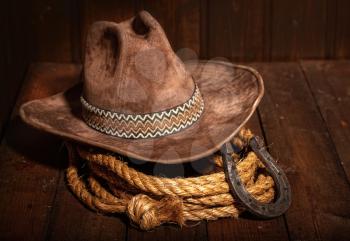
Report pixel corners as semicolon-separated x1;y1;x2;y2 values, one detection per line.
80;85;205;139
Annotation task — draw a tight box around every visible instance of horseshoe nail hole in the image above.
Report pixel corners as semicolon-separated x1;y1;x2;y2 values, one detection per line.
236;181;241;186
248;198;252;202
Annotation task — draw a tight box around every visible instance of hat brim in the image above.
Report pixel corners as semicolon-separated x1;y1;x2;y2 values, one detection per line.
20;61;263;164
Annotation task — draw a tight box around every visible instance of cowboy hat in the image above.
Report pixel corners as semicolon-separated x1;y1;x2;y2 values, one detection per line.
20;11;264;164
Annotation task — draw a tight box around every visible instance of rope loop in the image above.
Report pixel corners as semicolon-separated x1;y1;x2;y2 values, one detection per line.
127;194;184;230
65;127;275;230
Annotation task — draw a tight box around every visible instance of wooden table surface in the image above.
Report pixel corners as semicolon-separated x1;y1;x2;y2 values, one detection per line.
0;61;349;241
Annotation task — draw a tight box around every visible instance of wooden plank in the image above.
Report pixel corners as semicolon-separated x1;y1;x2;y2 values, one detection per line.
325;0;337;58
16;0;76;62
0;0;11;138
199;0;208;59
334;0;350;58
270;0;328;60
1;0;79;136
0;1;30;138
46;172;126;241
70;0;82;62
254;62;350;241
0;63;80;241
128;224;207;241
300;60;350;182
22;63;128;241
206;0;271;62
207;114;290;241
174;0;200;54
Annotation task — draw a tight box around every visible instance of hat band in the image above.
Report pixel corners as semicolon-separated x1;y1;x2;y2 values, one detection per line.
80;85;204;139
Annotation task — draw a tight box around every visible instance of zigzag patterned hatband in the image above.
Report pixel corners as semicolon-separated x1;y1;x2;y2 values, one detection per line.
80;85;205;139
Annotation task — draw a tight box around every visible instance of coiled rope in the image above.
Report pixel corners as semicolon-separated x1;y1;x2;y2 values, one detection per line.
66;127;275;230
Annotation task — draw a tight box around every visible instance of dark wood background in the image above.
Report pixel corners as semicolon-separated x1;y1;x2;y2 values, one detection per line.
0;1;350;240
0;0;350;137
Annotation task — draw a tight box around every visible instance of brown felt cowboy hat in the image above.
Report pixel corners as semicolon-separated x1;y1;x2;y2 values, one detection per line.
20;11;264;164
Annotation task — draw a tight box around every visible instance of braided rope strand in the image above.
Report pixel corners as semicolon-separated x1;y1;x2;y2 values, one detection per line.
65;127;275;230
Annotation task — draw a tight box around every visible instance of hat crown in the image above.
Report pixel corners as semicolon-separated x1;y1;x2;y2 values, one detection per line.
83;11;194;114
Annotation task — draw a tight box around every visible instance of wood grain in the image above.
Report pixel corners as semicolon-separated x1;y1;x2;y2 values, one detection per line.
1;1;32;138
0;63;81;241
0;0;11;137
15;63;128;241
127;224;207;241
300;60;350;182
255;62;350;241
19;0;76;62
206;0;270;61
46;174;126;241
1;60;350;239
2;0;350;87
334;0;350;58
1;0;79;137
270;0;328;60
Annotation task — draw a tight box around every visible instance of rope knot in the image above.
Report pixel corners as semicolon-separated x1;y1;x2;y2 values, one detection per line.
127;194;184;230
